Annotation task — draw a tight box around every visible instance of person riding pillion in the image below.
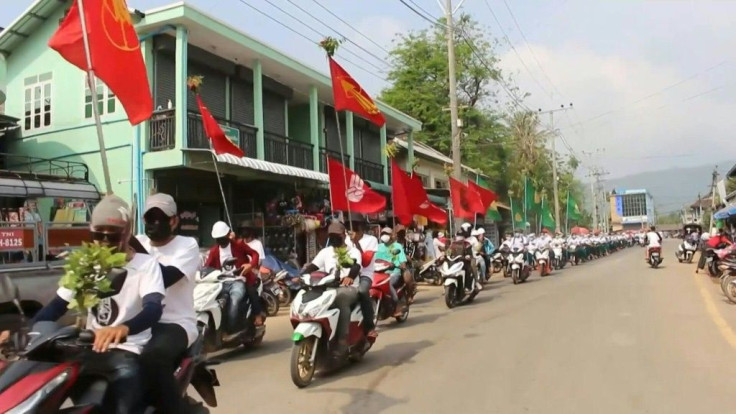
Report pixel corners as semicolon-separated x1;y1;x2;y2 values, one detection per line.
345;213;379;340
376;226;409;317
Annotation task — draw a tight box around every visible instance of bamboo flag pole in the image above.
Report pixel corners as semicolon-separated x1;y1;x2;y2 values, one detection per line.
209;140;233;230
77;0;112;194
333;108;353;232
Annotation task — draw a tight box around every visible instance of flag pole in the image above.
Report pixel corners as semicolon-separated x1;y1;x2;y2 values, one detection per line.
510;198;515;233
565;190;570;235
77;0;112;195
209;141;233;230
333;108;352;231
523;177;528;233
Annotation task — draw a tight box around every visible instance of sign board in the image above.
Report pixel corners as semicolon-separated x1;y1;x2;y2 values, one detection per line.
621;215;647;224
615;196;623;217
220;124;241;148
0;229;24;250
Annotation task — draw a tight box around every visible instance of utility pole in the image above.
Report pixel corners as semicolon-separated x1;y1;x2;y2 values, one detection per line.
586;167;609;231
538;104;573;233
709;166;719;233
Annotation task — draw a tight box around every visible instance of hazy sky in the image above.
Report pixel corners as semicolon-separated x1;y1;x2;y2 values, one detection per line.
3;0;735;179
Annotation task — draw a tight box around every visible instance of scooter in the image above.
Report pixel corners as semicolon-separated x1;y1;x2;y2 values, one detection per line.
260;251;302;305
194;258;267;353
676;240;697;263
527;245;538;269
416;254;444;285
552;245;565;270
370;259;410;324
289;269;374;388
568;243;579;265
0;275;219;414
648;247;663;268
507;247;531;284
491;249;506;275
441;252;479;308
536;246;551;277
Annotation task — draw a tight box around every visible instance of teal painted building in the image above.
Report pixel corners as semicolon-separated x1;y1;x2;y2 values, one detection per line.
0;0;420;242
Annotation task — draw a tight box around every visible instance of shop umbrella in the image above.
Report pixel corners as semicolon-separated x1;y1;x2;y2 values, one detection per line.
571;226;590;235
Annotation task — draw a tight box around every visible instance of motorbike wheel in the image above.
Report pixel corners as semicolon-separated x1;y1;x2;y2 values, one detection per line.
720;274;733;297
291;337;317;388
444;285;457;309
263;292;280;317
725;279;736;304
512;269;520;285
434;273;444;286
278;287;293;305
395;297;410;323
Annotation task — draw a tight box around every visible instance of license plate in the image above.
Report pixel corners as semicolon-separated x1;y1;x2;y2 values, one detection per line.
271;287;282;295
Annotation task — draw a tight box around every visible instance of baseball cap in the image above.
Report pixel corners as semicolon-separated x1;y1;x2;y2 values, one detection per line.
91;195;130;229
381;227;393;235
144;193;177;217
328;220;346;235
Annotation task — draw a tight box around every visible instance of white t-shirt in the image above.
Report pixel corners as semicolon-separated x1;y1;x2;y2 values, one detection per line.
357;234;378;280
311;245;362;286
433;238;446;257
137;235;200;347
247;239;265;266
646;231;662;247
57;253;165;354
219;244;233;264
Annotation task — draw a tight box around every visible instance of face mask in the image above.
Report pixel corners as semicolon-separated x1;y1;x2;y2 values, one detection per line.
144;220;172;242
216;237;230;247
327;235;344;247
380;234;391;243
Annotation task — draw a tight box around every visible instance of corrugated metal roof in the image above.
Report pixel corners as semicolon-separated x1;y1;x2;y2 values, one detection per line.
216;153;328;182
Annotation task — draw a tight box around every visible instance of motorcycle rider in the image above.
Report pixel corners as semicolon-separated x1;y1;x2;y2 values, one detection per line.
376;227;409;316
204;221;262;338
301;220;362;356
538;229;554;263
449;229;480;293
136;193;201;414
33;195;165;414
345;214;379;339
551;231;566;264
644;225;663;262
242;227;265;266
476;228;495;277
433;231;447;258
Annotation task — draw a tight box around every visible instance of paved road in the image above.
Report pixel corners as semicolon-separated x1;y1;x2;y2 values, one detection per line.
207;240;736;414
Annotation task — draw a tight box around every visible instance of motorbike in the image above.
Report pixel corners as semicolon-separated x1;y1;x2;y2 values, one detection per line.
527;245;538;269
441;248;479;308
416;254;444;285
705;248;725;277
259;271;282;317
193;258;267;353
536;246;551;277
676;240;698;263
370;259;410;323
491;248;507;275
567;243;579;266
507;247;531;285
648;246;663;268
289;270;374;388
0;275;219;414
552;244;566;270
260;251;302;305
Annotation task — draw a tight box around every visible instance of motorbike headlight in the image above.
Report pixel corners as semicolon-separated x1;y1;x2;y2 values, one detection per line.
297;294;332;319
7;369;71;414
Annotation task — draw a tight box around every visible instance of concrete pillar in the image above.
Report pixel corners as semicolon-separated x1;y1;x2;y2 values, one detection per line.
253;59;264;159
174;26;188;149
309;85;320;171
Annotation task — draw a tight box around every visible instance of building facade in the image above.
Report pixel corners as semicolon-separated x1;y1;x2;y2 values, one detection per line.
0;1;421;244
609;189;655;231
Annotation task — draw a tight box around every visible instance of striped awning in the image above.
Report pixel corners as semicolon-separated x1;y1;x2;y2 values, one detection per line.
215;153;328;182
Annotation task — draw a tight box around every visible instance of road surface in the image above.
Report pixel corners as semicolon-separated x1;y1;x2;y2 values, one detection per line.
207;240;736;413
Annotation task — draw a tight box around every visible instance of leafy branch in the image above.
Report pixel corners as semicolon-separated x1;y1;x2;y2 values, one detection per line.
319;36;344;57
59;242;127;313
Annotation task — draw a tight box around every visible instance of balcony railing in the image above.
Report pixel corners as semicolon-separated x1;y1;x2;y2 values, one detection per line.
187;111;257;156
355;158;384;183
264;132;313;170
149;109;175;151
319;147;350;173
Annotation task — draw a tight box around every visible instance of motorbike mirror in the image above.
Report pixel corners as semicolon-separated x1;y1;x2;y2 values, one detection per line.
0;275;19;304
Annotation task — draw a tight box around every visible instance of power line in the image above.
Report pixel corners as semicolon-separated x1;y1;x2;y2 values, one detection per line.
398;0;449;28
501;0;563;98
233;0;386;83
407;0;439;20
257;0;388;76
482;0;552;99
286;0;391;68
310;0;392;55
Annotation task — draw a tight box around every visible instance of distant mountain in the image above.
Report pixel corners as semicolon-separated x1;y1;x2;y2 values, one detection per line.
583;161;733;213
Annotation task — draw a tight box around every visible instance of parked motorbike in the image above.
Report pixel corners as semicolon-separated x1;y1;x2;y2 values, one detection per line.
0;275;219;413
507;247;531;285
536;246;551;277
289;270;374;388
441;250;479;308
648;247;662;268
259;271;282;317
676;240;697;263
705;248;725;277
370;259;410;323
194;258;267;353
416;255;444;285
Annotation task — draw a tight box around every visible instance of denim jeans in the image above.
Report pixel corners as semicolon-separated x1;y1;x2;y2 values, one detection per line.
224;280;247;334
84;350;143;414
358;276;376;332
388;269;402;302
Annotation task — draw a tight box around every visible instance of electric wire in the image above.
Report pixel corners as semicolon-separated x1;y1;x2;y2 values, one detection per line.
310;0;392;55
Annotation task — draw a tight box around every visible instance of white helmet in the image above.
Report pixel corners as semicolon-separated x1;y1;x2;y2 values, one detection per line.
471;229;481;237
211;221;231;238
461;222;472;231
477;228;485;235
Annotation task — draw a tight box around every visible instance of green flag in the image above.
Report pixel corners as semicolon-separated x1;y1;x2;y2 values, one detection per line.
487;201;503;221
541;197;555;229
511;199;525;228
524;177;542;214
566;193;581;220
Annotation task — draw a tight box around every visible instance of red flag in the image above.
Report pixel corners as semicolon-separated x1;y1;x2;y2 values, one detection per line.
196;95;245;158
390;160;414;225
48;0;152;125
449;178;484;219
328;157;386;214
328;57;386;127
468;181;498;210
408;174;448;225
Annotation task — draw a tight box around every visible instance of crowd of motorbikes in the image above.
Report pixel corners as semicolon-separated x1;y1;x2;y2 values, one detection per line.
0;228;638;411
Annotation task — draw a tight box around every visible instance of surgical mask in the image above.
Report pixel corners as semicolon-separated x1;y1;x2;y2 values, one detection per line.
216;237;230;247
380;234;391;243
144;220;172;242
